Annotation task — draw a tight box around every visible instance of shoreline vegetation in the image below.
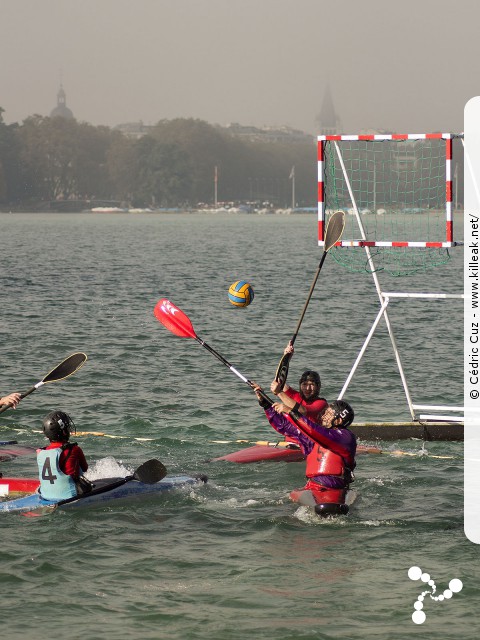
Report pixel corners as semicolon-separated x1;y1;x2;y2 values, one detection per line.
0;112;318;212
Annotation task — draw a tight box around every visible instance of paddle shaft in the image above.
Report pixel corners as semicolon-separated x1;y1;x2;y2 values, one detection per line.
275;211;344;386
274;254;326;384
290;250;327;346
20;382;45;400
56;475;137;507
194;335;273;406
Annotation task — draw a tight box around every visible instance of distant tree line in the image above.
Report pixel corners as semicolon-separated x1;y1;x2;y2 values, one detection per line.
0;107;317;209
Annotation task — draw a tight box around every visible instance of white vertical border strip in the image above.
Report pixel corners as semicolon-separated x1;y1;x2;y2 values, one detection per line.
464;97;480;544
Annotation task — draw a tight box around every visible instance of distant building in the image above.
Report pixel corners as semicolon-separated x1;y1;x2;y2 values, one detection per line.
114;121;155;139
316;84;341;135
50;84;74;120
113;120;313;143
222;123;314;144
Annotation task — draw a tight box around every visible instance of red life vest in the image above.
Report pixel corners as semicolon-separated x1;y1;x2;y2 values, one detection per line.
300;446;348;506
284;391;327;444
305;442;345;478
284;388;327;422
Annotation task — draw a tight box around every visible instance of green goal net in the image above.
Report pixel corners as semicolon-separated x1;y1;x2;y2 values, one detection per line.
320;134;462;276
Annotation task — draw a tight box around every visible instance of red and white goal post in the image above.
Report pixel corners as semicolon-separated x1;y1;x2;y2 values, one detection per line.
317;132;463;250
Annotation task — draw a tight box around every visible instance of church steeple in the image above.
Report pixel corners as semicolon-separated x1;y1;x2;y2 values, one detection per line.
58;85;66;108
316;84;341;135
50;83;74;120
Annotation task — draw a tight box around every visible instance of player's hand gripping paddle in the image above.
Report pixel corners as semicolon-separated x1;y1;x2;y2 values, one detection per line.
154;299;273;407
0;352;88;414
275;210;345;387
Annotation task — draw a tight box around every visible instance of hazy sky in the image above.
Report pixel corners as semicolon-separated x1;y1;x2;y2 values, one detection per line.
1;0;478;134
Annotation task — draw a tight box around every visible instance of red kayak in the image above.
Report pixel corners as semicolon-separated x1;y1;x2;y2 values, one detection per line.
0;444;36;462
211;442;382;464
212;444;305;463
0;477;40;496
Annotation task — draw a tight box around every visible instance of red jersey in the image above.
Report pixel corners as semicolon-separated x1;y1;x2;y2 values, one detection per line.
284;387;327;422
44;442;88;479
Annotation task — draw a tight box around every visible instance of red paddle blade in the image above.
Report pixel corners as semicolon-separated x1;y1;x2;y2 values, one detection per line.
154;299;197;339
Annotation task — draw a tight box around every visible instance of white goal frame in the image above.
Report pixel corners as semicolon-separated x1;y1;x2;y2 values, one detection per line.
317;132;462;249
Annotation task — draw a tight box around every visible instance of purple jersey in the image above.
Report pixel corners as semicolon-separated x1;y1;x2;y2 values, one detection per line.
264;407;356;488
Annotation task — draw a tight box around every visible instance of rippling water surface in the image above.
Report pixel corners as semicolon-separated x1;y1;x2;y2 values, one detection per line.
0;212;474;640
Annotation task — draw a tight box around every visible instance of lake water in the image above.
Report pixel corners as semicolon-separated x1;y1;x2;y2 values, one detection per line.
0;212;474;640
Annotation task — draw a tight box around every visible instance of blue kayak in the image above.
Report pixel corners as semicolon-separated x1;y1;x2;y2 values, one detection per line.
0;474;207;514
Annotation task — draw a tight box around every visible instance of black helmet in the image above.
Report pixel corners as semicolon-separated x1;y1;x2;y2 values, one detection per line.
330;400;354;428
299;370;321;389
42;411;75;441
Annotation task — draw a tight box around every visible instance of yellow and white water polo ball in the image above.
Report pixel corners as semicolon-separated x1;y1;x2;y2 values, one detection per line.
228;280;254;307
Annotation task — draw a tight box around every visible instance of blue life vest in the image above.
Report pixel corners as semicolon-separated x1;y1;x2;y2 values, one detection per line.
37;447;77;500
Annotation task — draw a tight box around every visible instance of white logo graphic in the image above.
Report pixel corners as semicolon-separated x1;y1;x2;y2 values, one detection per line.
408;566;463;624
162;300;177;315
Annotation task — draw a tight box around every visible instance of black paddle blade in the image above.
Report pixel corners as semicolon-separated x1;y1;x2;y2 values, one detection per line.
43;352;87;383
133;459;167;484
275;351;292;387
324;210;345;251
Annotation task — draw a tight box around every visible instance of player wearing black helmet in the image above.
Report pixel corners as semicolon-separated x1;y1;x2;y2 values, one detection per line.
37;411;91;500
42;410;75;441
270;344;327;422
253;384;356;517
320;400;355;429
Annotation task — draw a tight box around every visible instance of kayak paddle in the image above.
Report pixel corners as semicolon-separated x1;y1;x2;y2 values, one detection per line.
0;352;87;414
275;210;345;387
154;299;274;407
154;301;360;458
